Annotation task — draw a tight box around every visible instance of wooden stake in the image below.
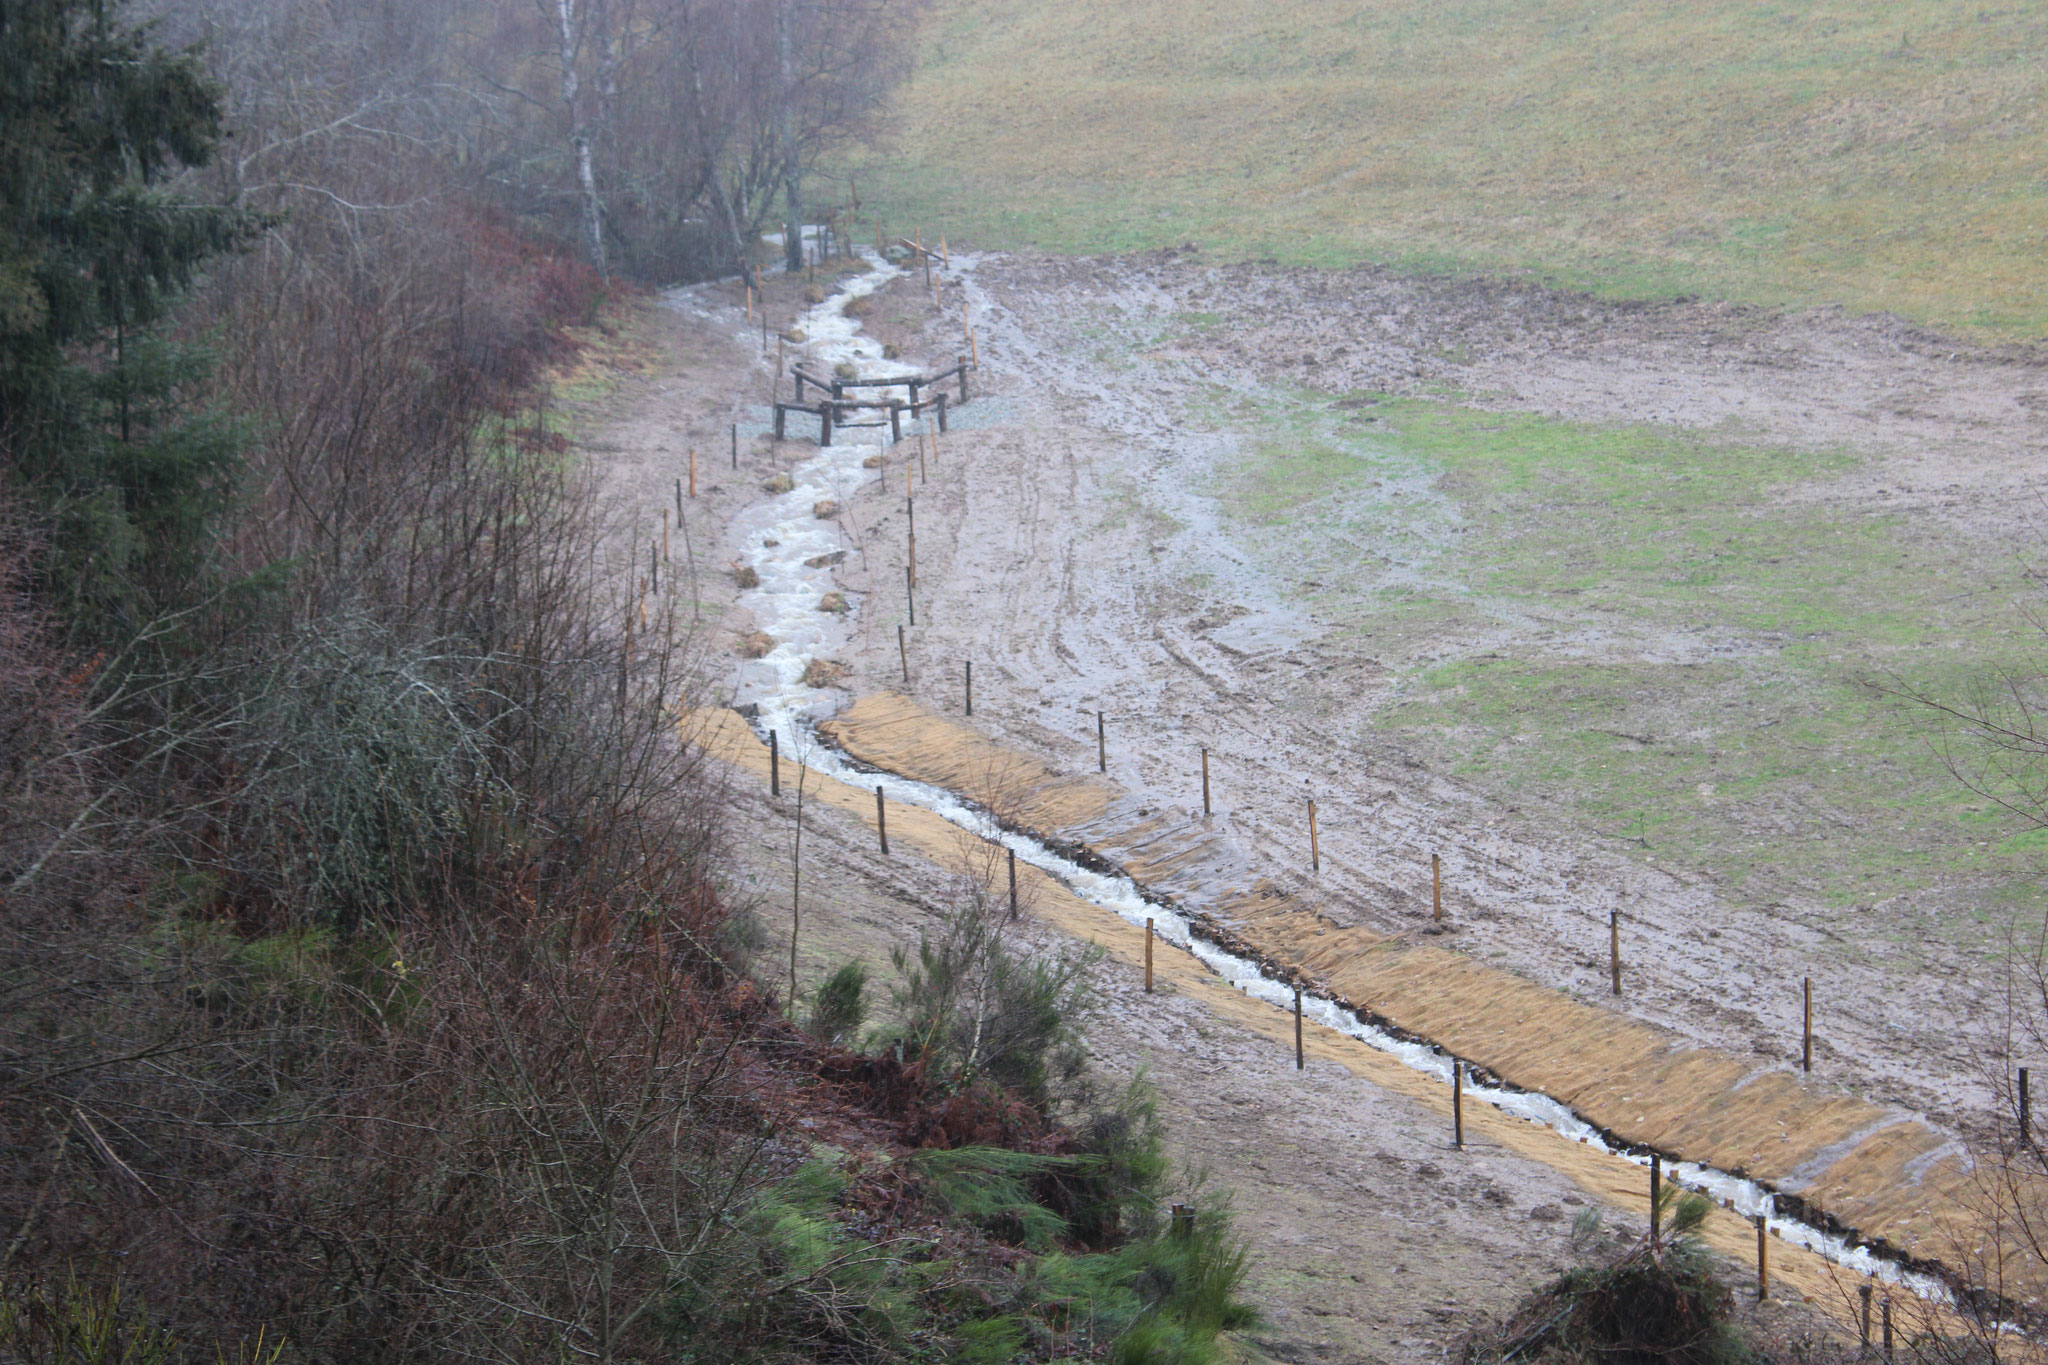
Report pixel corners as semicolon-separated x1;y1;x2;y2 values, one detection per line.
1610;907;1622;996
650;542;658;594
964;660;972;717
746;286;754;323
1201;747;1211;816
876;785;889;855
776;333;785;376
898;623;909;684
1650;1155;1662;1243
1859;1283;1873;1351
675;477;682;520
663;508;670;564
1882;1297;1893;1361
1433;852;1443;921
906;565;915;627
1756;1213;1769;1300
770;731;780;797
1145;918;1155;993
907;496;916;586
689;448;697;498
731;421;738;469
1294;985;1304;1070
941;235;949;268
1452;1060;1464;1149
1008;847;1018;921
1308;798;1319;872
970;327;979;369
1803;976;1813;1073
1097;712;1106;773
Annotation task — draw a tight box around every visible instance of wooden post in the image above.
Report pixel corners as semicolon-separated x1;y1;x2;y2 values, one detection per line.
731;422;738;469
1433;852;1443;921
675;477;682;520
1452;1060;1464;1149
906;565;915;627
746;286;753;323
650;541;658;594
941;235;949;268
937;390;949;432
957;358;970;404
1294;985;1304;1070
1882;1298;1893;1361
1756;1214;1769;1300
919;228;928;286
1170;1204;1194;1240
907;495;916;586
1610;907;1622;996
1649;1155;1662;1243
819;404;833;446
1097;712;1106;773
1859;1283;1873;1351
776;333;784;376
898;623;909;684
1308;798;1319;872
689;448;697;498
774;404;786;441
1008;847;1018;921
1803;976;1813;1073
1145;918;1155;993
876;786;889;855
1201;747;1211;816
2023;1066;2032;1144
890;402;902;443
965;660;972;717
770;731;780;796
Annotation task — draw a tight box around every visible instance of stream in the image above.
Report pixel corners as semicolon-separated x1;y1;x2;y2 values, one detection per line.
696;244;1957;1309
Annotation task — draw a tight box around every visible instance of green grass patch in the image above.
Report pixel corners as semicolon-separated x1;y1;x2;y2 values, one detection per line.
1196;390;2042;940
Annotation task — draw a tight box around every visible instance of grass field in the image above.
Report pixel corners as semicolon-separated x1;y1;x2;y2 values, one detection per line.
1193;387;2042;954
854;0;2048;338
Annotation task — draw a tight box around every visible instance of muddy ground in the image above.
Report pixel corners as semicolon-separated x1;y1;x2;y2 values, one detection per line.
559;253;1998;1359
816;249;2048;1140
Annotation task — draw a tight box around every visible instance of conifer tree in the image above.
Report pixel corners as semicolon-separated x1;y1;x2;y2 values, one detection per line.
0;0;261;632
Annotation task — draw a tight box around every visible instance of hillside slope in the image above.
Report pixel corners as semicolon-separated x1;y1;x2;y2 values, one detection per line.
856;0;2048;337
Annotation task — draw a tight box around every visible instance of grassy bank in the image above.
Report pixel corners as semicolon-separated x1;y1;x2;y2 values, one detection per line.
856;0;2048;338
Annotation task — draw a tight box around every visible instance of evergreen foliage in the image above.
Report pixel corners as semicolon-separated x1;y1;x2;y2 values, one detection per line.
0;0;261;628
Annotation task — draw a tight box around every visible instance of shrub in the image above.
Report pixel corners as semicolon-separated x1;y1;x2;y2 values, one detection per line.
808;959;870;1046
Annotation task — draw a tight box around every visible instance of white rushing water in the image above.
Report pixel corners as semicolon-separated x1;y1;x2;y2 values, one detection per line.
713;243;1957;1309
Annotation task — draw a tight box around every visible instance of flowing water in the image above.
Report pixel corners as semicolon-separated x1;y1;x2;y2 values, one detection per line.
696;245;1957;1308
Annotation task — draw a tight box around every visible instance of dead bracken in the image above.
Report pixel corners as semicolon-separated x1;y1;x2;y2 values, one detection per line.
762;473;794;495
813;499;840;519
733;565;760;589
738;630;774;659
819;591;850;614
800;658;850;688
